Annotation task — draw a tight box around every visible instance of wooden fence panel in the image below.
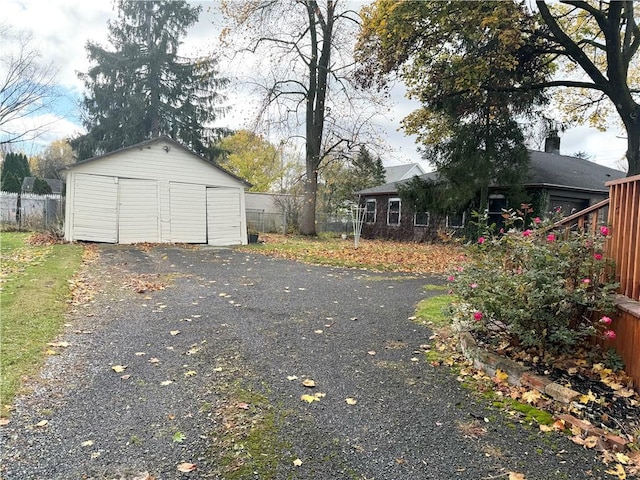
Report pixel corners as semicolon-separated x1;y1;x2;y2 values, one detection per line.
607;175;640;301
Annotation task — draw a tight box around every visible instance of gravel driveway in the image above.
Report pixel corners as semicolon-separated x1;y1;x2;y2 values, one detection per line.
1;245;608;479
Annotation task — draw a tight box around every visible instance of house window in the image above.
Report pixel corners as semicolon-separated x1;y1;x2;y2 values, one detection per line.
387;198;401;225
414;211;430;227
365;199;377;224
446;212;465;229
488;195;507;228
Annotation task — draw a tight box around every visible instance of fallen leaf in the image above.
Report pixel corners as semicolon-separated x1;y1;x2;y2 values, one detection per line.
237;402;250;410
539;424;553;432
287;375;299;381
48;341;70;348
367;351;376;356
615;388;636;398
45;349;58;355
616;453;630;465
121;374;131;380
521;389;542;404
345;398;358;405
293;458;303;467
552;419;566;431
184;370;197;377
149;358;160;364
0;418;10;426
302;379;316;388
112;365;127;373
300;394;318;403
314;329;323;334
579;390;597;404
583;436;598;449
570;435;585;446
160;380;174;386
81;440;94;447
35;420;48;427
135;352;146;356
170;330;180;336
605;464;627;480
177;462;197;473
494;369;509;384
213;367;223;372
508;473;526;480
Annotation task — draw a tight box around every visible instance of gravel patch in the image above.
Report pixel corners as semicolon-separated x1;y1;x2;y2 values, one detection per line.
1;245;608;479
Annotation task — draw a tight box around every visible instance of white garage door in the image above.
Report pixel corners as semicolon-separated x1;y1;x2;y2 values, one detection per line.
72;174;118;242
207;187;242;246
170;183;206;243
118;179;159;244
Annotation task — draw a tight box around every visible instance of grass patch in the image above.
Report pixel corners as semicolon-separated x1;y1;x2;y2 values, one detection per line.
0;232;84;415
493;398;554;426
414;294;453;328
212;383;290;479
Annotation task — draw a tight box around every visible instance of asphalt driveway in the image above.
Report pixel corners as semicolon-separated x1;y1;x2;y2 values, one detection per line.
0;245;608;479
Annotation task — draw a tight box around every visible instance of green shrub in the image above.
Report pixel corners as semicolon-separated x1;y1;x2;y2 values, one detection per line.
448;207;618;354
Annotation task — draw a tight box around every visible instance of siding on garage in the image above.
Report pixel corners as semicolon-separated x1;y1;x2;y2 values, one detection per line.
66;174;118;243
170;182;207;243
118;179;160;244
207;187;243;246
63;137;249;245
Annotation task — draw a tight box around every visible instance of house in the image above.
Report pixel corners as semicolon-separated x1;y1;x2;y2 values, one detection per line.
384;163;426;183
62;136;251;245
357;146;627;241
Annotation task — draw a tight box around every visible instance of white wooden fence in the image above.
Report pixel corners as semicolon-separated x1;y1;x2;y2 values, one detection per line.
0;191;64;229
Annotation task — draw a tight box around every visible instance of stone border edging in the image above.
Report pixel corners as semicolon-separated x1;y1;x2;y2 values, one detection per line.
458;331;629;452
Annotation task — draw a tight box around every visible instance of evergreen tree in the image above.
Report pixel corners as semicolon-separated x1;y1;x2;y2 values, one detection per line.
1;152;31;192
32;178;52;194
71;0;228;160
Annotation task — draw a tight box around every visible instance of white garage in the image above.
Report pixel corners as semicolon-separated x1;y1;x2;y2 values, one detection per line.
63;136;250;245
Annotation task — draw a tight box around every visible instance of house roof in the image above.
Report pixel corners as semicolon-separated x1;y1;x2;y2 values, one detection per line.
357;171;440;196
358;151;626;196
520;151;626;192
61;136;252;187
384;163;425;183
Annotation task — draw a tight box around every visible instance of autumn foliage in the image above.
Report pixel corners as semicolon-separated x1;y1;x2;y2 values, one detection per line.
253;234;464;274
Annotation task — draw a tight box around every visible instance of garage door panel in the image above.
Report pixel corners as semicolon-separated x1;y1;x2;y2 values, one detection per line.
207;188;242;246
72;174;118;242
170;183;206;243
118;179;159;244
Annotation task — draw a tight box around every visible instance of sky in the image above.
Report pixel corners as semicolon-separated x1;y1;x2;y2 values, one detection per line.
2;0;630;172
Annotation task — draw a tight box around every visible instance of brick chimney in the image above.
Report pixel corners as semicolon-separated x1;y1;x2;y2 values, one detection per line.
544;131;560;154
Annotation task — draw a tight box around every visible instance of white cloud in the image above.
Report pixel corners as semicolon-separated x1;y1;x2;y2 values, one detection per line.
2;0;630;172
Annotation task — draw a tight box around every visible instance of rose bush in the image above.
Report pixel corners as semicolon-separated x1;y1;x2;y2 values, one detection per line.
448;207;618;354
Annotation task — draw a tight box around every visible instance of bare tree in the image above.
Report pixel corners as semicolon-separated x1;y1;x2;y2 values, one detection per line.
219;0;384;235
0;25;60;146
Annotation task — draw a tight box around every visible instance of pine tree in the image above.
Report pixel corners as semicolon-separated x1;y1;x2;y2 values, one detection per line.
1;152;31;192
72;0;228;160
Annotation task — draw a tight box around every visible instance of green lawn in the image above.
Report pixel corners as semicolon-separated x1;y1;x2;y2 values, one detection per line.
0;232;84;416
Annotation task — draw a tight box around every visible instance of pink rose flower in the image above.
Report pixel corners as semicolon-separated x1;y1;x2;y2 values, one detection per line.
593;253;603;260
600;226;610;236
546;233;555;242
522;229;532;237
447;275;455;282
582;278;591;284
533;217;541;224
599;316;612;325
478;236;485;244
473;311;483;321
470;283;478;289
603;330;616;340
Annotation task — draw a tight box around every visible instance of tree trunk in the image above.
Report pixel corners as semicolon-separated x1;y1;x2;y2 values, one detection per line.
300;166;318;235
624;105;640;176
